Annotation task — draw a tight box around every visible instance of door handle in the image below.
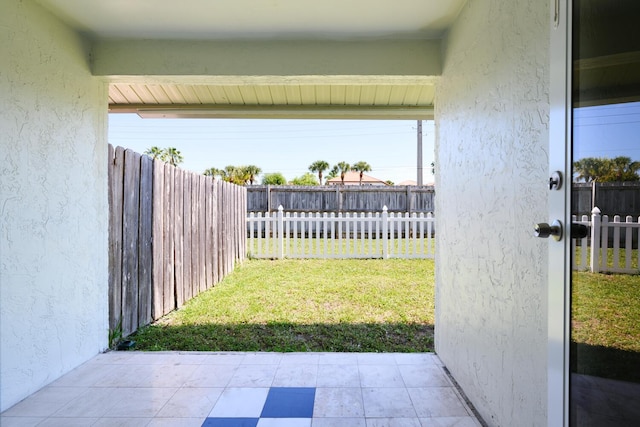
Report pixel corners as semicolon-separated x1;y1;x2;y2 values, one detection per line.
571;223;589;239
534;220;563;241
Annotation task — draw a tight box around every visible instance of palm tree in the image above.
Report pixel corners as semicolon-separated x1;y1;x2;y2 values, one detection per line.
574;156;640;182
325;166;339;183
223;165;242;185
144;146;164;160
351;161;372;185
243;165;262;185
606;156;640;181
309;160;329;185
162;147;183;167
335;162;351;185
204;167;224;178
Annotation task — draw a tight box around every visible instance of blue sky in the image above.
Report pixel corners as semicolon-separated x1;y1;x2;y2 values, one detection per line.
108;101;639;184
573;101;640;162
108;115;435;185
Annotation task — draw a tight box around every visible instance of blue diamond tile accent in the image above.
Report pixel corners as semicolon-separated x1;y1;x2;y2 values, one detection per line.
260;387;316;418
201;418;259;427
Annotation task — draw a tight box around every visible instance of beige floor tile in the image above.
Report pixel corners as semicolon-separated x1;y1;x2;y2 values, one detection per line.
92;418;152;426
317;364;361;387
107;387;178;417
89;351;135;364
357;354;398;366
272;364;318;387
49;363;120;387
169;353;211;365
202;353;246;365
313;388;364;418
155;387;223;418
359;365;405;388
147;418;207;427
420;416;482;427
138;364;200;388
227;364;277;387
127;352;184;366
362;388;417;418
366;418;422;427
96;364;157;388
183;364;237;388
408;388;470;418
1;386;85;417
280;353;321;365
393;354;437;366
0;417;46;427
312;418;367;427
398;365;451;388
52;387;121;417
317;353;359;365
37;417;99;427
241;353;283;365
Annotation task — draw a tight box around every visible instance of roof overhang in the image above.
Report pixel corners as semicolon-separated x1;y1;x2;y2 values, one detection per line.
36;0;466;118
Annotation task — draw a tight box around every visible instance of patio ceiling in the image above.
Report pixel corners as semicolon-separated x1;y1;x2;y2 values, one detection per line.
36;0;469;118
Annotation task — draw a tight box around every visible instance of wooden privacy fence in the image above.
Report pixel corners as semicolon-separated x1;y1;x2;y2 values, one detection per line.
572;207;640;274
573;182;640;218
108;145;247;338
247;206;435;259
247;185;435;213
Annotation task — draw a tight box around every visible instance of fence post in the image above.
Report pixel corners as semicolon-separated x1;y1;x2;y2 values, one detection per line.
277;205;284;259
590;207;601;273
382;206;389;259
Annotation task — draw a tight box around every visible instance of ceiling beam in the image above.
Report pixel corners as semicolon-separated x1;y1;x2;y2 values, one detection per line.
92;39;442;79
111;104;435;120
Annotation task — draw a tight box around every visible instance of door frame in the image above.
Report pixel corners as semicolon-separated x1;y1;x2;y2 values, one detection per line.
548;0;573;425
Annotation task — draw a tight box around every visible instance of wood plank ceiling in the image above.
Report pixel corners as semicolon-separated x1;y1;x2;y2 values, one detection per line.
108;81;437;117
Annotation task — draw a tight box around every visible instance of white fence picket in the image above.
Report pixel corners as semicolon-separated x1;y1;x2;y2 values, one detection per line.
247;206;435;260
569;208;640;274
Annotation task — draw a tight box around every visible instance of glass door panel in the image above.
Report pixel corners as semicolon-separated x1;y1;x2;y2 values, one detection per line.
570;0;640;425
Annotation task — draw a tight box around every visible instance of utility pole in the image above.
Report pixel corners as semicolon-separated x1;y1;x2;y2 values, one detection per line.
417;120;423;185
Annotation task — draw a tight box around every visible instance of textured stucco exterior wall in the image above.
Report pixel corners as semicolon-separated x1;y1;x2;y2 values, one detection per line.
434;0;549;425
0;0;108;411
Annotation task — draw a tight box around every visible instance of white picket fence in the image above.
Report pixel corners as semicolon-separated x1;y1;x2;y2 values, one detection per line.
247;206;435;259
572;207;640;274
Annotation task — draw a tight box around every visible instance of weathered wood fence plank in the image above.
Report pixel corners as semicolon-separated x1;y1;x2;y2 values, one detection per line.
121;149;141;336
138;155;153;327
174;169;184;308
163;163;175;317
182;174;193;302
151;158;164;321
108;145;124;332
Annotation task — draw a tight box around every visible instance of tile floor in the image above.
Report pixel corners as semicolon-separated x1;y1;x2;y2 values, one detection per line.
1;351;482;427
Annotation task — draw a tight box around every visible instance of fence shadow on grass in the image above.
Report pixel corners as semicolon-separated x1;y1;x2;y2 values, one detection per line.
130;322;435;353
570;341;640;383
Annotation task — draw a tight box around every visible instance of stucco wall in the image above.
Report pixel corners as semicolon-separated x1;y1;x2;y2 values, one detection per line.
0;0;108;411
434;0;549;425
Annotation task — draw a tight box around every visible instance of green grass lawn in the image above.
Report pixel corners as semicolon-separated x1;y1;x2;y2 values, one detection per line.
131;259;435;352
573;246;639;271
572;271;640;381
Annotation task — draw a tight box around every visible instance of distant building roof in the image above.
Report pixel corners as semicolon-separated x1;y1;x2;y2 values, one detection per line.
326;171;389;186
